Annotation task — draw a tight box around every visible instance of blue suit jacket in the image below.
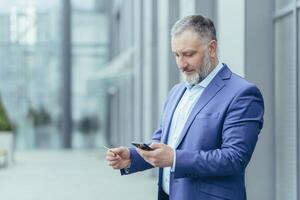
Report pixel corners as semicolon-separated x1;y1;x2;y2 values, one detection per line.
121;64;264;200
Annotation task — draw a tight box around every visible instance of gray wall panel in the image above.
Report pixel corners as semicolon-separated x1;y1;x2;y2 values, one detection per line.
245;0;275;199
195;0;217;21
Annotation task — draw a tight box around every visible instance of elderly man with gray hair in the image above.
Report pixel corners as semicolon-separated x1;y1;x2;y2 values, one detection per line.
106;15;264;200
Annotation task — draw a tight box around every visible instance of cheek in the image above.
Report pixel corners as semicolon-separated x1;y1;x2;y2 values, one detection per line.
189;56;203;68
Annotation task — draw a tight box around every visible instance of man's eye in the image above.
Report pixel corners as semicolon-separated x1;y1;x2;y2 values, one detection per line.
185;53;193;57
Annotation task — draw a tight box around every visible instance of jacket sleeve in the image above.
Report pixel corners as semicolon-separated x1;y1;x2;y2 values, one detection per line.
120;147;154;175
174;85;264;178
120;125;164;175
121;84;182;175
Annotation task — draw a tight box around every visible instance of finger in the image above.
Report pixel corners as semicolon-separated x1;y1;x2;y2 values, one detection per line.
136;148;153;159
136;148;146;159
112;164;122;169
106;155;120;162
150;142;164;149
106;151;117;157
111;161;125;169
136;148;145;157
111;146;127;154
108;160;120;166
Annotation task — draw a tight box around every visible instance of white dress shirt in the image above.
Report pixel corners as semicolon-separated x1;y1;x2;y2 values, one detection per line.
162;62;224;194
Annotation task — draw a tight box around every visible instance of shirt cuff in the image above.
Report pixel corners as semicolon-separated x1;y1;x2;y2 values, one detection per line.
122;149;132;174
170;149;176;172
123;163;131;174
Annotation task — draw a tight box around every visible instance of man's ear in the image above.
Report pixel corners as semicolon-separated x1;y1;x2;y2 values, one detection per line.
208;40;217;58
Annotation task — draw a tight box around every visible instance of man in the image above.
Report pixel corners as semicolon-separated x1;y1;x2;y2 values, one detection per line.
106;15;264;200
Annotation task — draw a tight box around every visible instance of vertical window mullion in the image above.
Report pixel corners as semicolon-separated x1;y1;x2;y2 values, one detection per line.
296;4;300;200
274;2;297;199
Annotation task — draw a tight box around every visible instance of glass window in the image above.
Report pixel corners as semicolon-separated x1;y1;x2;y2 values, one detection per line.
0;0;63;149
71;3;109;148
275;14;297;200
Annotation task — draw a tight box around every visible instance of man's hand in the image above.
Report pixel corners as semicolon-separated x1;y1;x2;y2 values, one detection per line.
136;143;174;168
106;147;131;169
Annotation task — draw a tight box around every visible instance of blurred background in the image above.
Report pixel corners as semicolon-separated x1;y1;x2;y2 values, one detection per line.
0;0;299;199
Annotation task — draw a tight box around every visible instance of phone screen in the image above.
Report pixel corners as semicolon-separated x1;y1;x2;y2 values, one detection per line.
131;142;154;151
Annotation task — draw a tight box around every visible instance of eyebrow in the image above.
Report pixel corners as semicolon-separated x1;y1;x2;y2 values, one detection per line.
172;50;197;54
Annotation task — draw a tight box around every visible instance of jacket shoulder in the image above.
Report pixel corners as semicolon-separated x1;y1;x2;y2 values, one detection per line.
228;72;262;95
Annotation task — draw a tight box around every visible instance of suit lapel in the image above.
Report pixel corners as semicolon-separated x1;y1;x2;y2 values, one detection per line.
162;84;186;144
174;70;228;149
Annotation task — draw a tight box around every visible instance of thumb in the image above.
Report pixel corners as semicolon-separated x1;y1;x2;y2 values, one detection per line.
150;142;164;149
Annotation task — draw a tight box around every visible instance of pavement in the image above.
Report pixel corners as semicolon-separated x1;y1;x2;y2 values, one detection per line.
0;149;157;200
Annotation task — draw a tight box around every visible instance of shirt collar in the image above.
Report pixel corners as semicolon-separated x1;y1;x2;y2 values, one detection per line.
185;62;224;90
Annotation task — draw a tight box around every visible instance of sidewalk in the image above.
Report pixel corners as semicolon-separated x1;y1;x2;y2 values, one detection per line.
0;149;157;200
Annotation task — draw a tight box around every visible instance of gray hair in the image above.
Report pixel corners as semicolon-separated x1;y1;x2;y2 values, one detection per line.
171;15;217;43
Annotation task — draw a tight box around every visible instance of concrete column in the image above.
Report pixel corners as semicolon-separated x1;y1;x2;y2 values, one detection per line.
61;0;72;148
179;0;196;17
217;0;245;77
157;0;170;114
195;0;217;22
245;0;275;199
112;86;120;146
157;0;180;113
118;79;126;145
168;0;180;89
128;76;134;143
133;0;143;141
143;0;158;141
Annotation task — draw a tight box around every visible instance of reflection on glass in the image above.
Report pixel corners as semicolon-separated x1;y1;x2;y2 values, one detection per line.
275;14;297;200
0;0;109;149
0;0;63;149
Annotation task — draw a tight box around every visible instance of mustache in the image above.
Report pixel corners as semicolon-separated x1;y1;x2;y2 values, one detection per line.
182;69;195;73
182;54;212;85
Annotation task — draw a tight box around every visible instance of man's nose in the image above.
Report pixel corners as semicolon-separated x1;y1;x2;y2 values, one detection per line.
178;57;188;70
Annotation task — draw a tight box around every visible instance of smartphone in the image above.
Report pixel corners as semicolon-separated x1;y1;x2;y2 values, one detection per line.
131;142;154;151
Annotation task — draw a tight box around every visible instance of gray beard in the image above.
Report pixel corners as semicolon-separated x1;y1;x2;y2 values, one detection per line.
183;52;212;85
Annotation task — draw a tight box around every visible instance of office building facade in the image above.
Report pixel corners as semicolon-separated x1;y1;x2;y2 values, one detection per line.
96;0;300;199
